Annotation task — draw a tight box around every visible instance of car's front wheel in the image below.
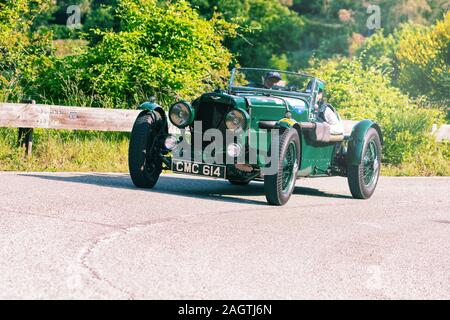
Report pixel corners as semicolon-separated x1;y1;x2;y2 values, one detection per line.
264;129;300;206
347;128;382;199
129;111;165;188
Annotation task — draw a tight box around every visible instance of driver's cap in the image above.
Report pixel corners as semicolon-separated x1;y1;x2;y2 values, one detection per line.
265;71;282;81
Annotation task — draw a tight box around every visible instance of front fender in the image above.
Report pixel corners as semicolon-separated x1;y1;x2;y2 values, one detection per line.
347;119;383;166
137;101;168;135
138;101;166;121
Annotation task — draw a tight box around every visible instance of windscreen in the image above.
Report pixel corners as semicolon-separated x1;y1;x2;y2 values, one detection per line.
230;68;315;95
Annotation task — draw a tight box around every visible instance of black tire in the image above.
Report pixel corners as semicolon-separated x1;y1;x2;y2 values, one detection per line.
347;128;382;199
128;111;165;188
228;179;250;186
264;129;301;206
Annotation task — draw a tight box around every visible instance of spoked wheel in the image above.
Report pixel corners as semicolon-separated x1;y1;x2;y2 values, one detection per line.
347;128;382;199
362;140;380;186
128;111;166;188
264;129;300;206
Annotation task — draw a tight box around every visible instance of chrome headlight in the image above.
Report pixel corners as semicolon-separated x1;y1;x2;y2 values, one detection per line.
227;143;242;157
164;135;178;150
169;101;195;128
225;109;249;133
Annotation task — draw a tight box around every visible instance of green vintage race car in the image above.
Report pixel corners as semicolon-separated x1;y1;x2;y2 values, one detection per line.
128;68;382;205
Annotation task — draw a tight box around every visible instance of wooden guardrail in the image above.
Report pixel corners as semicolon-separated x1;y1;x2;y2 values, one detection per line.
1;101;448;156
0;101;140;156
0;101;140;131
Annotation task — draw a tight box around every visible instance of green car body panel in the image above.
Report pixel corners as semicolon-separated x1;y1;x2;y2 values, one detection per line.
171;85;382;177
138;101;166;120
347;120;383;166
194;91;338;177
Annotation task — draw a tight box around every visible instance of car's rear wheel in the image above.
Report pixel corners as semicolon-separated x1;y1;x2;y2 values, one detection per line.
264;129;300;206
347;128;381;199
129;111;165;188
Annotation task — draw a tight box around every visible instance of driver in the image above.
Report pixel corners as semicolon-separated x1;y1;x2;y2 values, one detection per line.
263;71;282;89
314;81;344;135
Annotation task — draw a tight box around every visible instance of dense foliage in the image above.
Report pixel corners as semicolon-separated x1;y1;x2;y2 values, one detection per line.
36;0;235;107
0;0;54;102
0;0;448;175
309;58;448;175
358;13;450;107
189;0;306;68
396;13;450;106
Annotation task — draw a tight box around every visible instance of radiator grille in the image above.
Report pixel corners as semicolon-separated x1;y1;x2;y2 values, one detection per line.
195;101;232;134
194;102;232;151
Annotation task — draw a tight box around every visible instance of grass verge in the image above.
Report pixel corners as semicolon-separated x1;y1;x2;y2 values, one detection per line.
1;128;449;175
0;128;129;172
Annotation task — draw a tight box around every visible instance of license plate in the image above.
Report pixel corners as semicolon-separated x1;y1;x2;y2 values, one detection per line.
171;159;226;179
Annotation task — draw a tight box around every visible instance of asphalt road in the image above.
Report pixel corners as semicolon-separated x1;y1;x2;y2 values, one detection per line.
0;172;449;299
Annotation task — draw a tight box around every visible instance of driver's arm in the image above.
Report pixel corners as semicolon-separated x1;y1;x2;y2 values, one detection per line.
323;107;344;135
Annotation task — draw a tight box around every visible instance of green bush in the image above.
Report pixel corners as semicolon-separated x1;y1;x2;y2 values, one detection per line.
396;12;450;106
356;29;400;78
357;14;450;107
189;0;306;68
0;0;54;102
35;0;236;108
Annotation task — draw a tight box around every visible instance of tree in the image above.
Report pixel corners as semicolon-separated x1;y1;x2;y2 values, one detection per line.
287;0;449;67
189;0;306;68
396;12;450;105
0;0;54;101
357;13;450;106
39;0;236;107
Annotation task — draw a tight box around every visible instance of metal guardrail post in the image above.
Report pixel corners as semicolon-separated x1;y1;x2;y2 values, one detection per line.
17;100;36;157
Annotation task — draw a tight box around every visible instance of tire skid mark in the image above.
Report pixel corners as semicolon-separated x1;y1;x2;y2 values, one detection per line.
76;201;369;297
62;192;440;298
78;217;178;299
76;202;355;298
